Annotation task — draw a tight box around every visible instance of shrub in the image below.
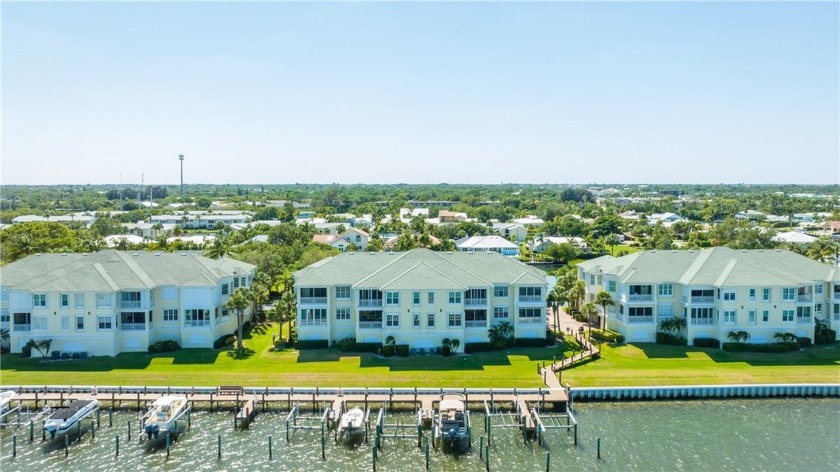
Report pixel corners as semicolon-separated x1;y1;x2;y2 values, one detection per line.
693;338;720;349
441;345;452;357
214;334;236;349
381;345;395;357
514;338;548;348
656;332;687;346
545;330;556;346
396;344;410;357
797;337;812;347
572;313;588;323
21;343;32;358
148;340;180;353
815;328;837;345
295;340;329;350
464;342;497;353
722;342;797;353
589;328;624;344
353;342;381;353
337;337;356;352
435;346;442;355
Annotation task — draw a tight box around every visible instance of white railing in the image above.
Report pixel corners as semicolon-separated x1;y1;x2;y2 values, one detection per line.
627;316;654;323
796;317;811;324
464;298;487;306
465;320;487;328
691;296;715;304
359;321;382;329
184;320;210;327
691;318;714;325
518;296;542;303
300;297;328;305
358;299;383;307
517;317;542;324
300;319;327;326
628;294;653;302
13;324;31;332
121;323;145;331
797;295;812;303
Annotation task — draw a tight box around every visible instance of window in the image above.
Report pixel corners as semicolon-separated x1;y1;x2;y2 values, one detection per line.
0;311;8;327
386;313;400;327
493;307;509;319
98;316;113;330
184;309;210;326
748;310;756;324
723;310;736;324
222;308;229;317
782;288;795;302
60;294;69;308
465;309;487;327
61;316;69;330
815;284;823;295
762;310;769;322
723;292;736;302
782;309;794;322
449;292;462;304
690;308;714;325
658;284;673;297
796;306;811;321
413;313;420;327
413;292;421;305
33;294;47;307
448;313;462;327
494;286;508;298
336;308;350;321
815;304;822;315
215;307;220;319
75;293;85;309
33;316;47;330
163;309;179;321
222;284;229;295
518;287;542;301
233;277;240;288
96;293;112;308
762;288;771;302
834;303;840;321
76;315;85;331
749;289;756;300
428;292;435;304
336;286;351;300
597;275;602;286
589;275;595;285
300;308;327;326
120;291;141;308
608;281;617;292
427;313;435;328
385;292;400;305
518;308;542;322
240;277;247;287
628;307;653;323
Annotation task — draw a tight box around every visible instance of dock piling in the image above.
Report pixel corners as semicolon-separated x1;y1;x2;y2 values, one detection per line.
64;434;69;457
217;434;222;460
12;434;16;457
91;419;95;441
127;420;131;441
546;452;551;472
29;420;34;441
166;433;170;458
109;408;113;427
480;436;484;459
597;437;601;458
424;434;430;470
268;435;273;460
115;434;119;457
372;445;377;471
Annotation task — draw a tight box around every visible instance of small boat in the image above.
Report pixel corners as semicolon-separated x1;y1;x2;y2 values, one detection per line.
43;399;100;439
435;396;470;452
143;396;189;440
339;407;365;435
0;391;16;413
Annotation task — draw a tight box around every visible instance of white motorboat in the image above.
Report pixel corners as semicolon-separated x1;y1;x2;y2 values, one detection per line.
435;396;470;452
339;407;365;435
0;391;16;413
43;399;100;439
143;396;189;440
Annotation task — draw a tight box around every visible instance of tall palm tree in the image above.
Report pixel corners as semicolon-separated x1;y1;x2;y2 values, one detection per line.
580;302;599;341
568;279;586;313
594;291;615;331
226;288;250;352
280;290;297;342
203;237;230;259
249;272;271;321
488;321;514;348
552;285;569;335
450;338;460;354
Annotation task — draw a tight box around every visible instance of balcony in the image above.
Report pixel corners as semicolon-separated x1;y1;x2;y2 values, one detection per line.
13;323;31;332
300;319;327;326
465;320;487;328
796;316;811;324
691;318;714;326
517;317;542;324
300;297;328;305
120;300;142;308
184;320;210;328
518;296;542;303
359;321;382;329
833;292;840;300
689;296;715;304
628;294;654;302
358;299;383;308
464;298;487;306
121;323;146;331
627;316;654;324
797;295;812;303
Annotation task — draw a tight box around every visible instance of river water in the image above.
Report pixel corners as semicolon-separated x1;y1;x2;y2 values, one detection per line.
1;398;838;471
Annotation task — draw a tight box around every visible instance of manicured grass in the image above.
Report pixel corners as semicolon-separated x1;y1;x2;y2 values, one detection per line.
0;323;565;388
562;342;840;387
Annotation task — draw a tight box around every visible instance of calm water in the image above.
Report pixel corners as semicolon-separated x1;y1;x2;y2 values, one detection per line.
1;398;838;471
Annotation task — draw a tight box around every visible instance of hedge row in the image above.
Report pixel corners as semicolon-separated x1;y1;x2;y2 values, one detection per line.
464;342;498;353
798;337;812;347
721;342;798;353
815;328;837;345
396;344;410;357
148;340;180;353
352;342;381;353
295;340;329;350
514;338;547;348
693;338;720;349
656;332;687;346
589;328;625;344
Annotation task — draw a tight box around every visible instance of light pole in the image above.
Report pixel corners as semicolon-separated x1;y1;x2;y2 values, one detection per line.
179;154;184;203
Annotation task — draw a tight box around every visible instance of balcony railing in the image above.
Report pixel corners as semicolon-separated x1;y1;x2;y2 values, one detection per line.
464;298;487;306
465;320;487;328
518;296;542;303
300;319;327;326
628;294;654;302
184;320;210;327
359;321;382;329
13;323;31;332
517;317;542;324
121;323;146;331
690;296;715;304
797;295;812;303
627;316;654;324
796;316;811;324
300;297;328;305
691;318;714;326
120;300;142;308
358;299;383;307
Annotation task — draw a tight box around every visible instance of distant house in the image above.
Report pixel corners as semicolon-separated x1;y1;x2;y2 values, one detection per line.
455;235;520;257
492;223;528;242
438;210;469;223
122;222;176;240
772;231;818;244
529;236;588;254
104;234;145;247
648;213;686;227
735;210;766;221
150;212;250;230
12;214;97;227
512;216;544;227
311;228;370;252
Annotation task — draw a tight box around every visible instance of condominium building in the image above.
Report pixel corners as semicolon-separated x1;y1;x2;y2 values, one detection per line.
1;250;256;356
577;247;840;344
293;249;548;349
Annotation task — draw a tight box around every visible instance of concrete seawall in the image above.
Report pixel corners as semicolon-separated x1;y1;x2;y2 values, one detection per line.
571;383;840;401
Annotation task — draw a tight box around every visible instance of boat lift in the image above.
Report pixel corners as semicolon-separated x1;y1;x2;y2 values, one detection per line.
373;406;425;450
530;405;579;446
334;405;371;444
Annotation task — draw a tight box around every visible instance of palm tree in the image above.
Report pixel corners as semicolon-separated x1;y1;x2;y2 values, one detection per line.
774;332;797;344
441;337;452;355
552;285;568;335
487;321;514;348
594;291;615;331
384;335;396;348
659;318;675;335
203;237;230;259
226;288;250;352
450;338;460;354
0;328;9;343
280;290;297;342
580;302;599;341
807;237;839;264
568;279;586;314
249;272;271;321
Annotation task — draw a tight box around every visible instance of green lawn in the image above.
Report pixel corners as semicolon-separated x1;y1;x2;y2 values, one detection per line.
562;342;840;387
2;324;837;388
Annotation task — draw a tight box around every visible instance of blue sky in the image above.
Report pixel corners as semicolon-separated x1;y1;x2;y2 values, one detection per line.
2;1;838;185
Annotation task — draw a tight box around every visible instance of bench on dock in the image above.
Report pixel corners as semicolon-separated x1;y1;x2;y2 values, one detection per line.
218;386;244;396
